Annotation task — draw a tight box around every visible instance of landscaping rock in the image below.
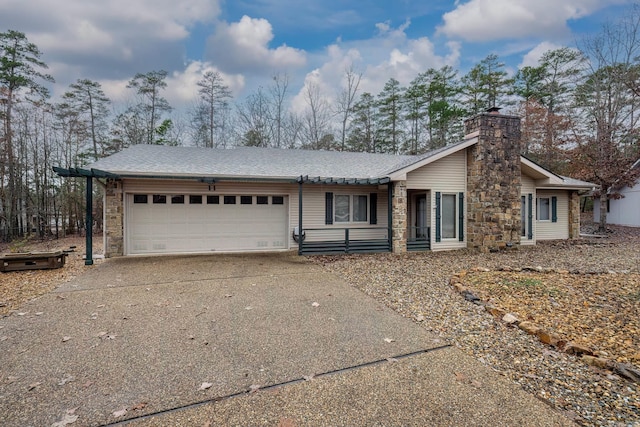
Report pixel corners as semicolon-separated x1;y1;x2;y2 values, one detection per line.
517;321;540;336
502;313;519;325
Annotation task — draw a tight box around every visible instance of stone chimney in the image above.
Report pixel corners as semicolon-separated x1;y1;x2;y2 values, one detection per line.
465;109;522;252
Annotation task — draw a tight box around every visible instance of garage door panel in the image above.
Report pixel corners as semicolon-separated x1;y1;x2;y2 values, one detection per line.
127;194;288;254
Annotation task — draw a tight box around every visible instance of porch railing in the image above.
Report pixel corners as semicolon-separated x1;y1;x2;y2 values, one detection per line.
299;227;390;255
407;226;431;251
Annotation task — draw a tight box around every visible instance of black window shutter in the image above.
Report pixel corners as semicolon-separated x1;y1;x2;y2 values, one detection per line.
369;193;378;225
435;192;441;243
458;192;464;241
527;193;533;239
325;192;333;225
551;196;558;223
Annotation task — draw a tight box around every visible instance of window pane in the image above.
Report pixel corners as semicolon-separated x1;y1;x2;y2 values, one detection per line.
272;196;284;205
538;198;550;221
257;196;268;205
207;195;219;204
190;195;203;204
133;194;148;204
171;195;185;204
335;195;350;222
241;195;252;204
353;195;367;222
153;195;166;204
224;196;236;204
442;194;456;239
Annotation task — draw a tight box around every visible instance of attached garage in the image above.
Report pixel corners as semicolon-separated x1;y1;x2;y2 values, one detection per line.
125;193;288;255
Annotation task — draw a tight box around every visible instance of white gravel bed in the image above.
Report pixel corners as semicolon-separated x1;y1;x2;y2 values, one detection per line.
313;234;640;427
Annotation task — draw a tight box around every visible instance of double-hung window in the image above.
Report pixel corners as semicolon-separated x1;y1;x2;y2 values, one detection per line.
537;197;550;221
441;194;457;239
334;195;367;223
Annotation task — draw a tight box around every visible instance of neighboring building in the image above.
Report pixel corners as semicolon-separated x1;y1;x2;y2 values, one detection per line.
593;159;640;227
55;112;594;258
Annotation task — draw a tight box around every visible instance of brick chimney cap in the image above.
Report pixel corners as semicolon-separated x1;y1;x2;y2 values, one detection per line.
487;106;501;114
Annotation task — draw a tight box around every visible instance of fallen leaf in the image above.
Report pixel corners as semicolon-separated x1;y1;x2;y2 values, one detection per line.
303;374;314;381
249;384;260;393
28;382;41;391
56;295;66;300
198;382;213;391
386;357;398;363
58;375;75;386
245;306;253;310
311;302;320;307
17;312;27;316
471;380;482;388
454;372;467;382
51;413;79;427
96;305;105;308
35;312;44;316
175;305;182;308
278;418;297;427
416;314;425;322
97;332;108;338
112;408;127;418
62;336;71;342
188;335;195;340
131;402;147;411
383;338;395;343
224;294;233;298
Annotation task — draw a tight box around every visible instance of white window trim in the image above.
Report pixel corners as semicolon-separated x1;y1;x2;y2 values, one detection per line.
334;194;368;224
440;193;458;240
537;197;551;222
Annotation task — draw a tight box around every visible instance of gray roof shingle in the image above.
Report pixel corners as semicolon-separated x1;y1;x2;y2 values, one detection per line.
88;145;413;180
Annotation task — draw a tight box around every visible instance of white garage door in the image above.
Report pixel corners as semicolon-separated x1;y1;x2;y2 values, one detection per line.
126;194;288;254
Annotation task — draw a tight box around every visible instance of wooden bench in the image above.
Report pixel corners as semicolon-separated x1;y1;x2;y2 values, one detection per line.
0;251;68;273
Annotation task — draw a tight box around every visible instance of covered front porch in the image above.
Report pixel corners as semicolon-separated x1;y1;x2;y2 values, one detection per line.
296;177;431;255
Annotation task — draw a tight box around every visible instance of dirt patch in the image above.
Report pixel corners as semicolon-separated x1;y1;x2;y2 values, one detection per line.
0;236;102;316
462;271;640;364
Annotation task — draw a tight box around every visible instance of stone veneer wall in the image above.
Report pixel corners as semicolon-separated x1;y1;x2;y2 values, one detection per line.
568;190;581;239
392;181;407;253
104;179;124;257
465;112;522;252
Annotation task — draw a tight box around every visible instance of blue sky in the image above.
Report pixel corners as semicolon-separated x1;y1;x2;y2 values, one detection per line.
0;0;634;112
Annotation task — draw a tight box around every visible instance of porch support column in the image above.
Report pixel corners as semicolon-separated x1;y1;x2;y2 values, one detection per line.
387;182;393;251
85;176;94;265
392;180;407;253
298;180;303;255
568;190;581;239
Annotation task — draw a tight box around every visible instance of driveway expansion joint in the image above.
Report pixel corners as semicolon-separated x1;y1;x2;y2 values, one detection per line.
100;345;451;427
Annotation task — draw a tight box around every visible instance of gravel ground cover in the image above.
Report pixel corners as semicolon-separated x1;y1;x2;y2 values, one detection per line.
313;224;640;427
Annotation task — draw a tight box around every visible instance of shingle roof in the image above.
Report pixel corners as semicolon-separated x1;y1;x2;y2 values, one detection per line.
88;145;413;180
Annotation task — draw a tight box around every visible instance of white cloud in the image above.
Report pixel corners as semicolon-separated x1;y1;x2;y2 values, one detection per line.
165;62;245;104
438;0;605;41
206;16;307;74
1;0;219;53
289;21;461;115
519;42;565;68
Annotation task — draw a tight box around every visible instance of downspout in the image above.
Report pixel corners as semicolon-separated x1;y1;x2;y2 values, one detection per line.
388;182;393;252
85;176;94;265
298;180;303;255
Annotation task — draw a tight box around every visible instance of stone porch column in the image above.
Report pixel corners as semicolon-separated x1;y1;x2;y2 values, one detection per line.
104;179;124;257
392;181;407;253
568;190;581;239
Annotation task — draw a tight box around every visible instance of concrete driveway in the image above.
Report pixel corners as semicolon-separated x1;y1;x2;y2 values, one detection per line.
0;253;571;426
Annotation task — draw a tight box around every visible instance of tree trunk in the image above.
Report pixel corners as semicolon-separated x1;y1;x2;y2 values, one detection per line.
598;193;608;232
